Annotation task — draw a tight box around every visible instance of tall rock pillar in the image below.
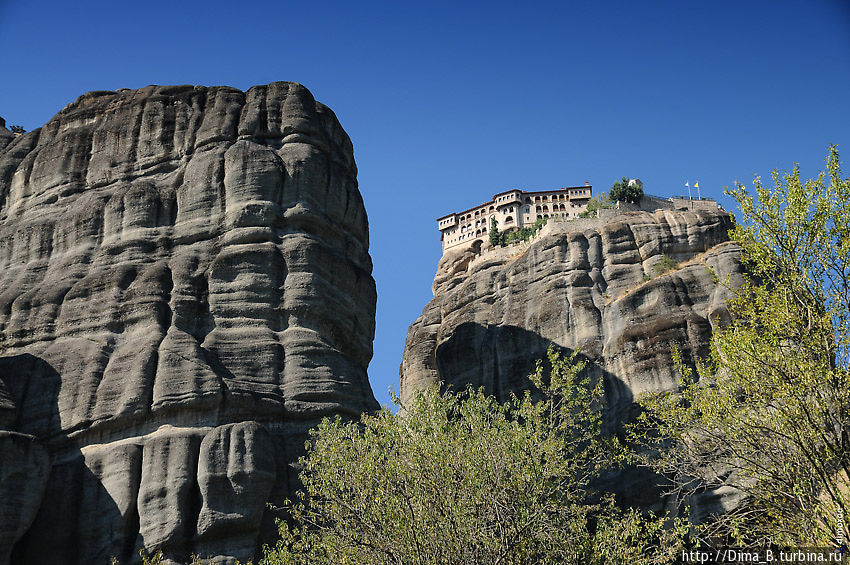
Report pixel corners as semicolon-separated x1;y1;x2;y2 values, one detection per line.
0;82;378;564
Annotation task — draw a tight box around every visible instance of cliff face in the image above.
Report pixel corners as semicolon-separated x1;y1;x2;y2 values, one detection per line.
0;83;378;564
401;207;744;507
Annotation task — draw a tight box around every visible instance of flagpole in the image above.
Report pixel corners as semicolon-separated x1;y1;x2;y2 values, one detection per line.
696;182;701;200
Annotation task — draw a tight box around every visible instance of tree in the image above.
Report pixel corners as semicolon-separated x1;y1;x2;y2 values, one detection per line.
633;146;850;547
579;192;613;218
263;348;684;565
489;216;500;247
609;177;643;204
9;125;25;134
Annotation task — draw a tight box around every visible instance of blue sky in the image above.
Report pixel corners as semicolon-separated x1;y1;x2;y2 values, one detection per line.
2;0;849;406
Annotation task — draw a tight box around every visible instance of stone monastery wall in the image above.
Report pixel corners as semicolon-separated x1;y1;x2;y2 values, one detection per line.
437;185;593;252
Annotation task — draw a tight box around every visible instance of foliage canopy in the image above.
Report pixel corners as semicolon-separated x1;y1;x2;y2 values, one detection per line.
578;192;612;218
634;145;850;546
263;348;683;565
498;217;547;247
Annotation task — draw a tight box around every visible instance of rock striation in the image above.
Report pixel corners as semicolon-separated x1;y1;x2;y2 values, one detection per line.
401;207;744;508
0;83;378;564
0;118;14;153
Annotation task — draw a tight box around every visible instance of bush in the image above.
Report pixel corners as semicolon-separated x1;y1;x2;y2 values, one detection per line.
498;217;547;247
651;254;678;276
262;348;685;564
9;125;25;134
633;146;850;546
578;193;613;218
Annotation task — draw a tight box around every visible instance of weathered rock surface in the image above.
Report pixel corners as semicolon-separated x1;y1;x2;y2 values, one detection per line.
0;83;378;564
0;119;13;153
0;431;49;565
401;207;744;507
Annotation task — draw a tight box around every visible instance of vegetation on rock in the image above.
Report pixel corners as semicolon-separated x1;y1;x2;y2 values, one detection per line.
651;254;679;277
489;216;500;247
634;145;850;546
578;192;613;218
498;217;548;247
262;348;684;565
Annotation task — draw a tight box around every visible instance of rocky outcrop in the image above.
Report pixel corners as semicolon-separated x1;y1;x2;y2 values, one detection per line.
0;83;378;564
0;119;14;153
401;207;744;507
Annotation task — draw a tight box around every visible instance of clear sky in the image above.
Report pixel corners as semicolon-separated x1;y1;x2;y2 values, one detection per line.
2;0;849;406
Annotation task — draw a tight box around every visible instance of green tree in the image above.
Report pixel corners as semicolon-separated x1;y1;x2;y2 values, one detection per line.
9;125;25;134
489;216;500;247
579;192;613;218
634;146;850;546
609;177;643;204
263;348;683;565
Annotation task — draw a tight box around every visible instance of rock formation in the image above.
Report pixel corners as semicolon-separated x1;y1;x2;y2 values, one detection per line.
0;118;14;153
401;207;744;509
0;83;378;564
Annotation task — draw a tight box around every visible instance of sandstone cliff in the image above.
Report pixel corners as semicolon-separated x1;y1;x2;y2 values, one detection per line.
0;83;378;564
401;207;744;508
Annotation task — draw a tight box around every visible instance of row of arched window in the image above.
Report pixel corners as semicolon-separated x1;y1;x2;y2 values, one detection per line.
457;205;497;222
533;204;572;213
444;226;489;246
522;190;590;204
459;223;491;234
449;191;590;227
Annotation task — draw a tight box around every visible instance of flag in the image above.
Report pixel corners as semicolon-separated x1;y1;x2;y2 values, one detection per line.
685;181;689;187
694;182;699;189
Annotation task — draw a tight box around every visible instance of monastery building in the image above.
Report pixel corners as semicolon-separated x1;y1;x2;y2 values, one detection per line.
437;183;593;252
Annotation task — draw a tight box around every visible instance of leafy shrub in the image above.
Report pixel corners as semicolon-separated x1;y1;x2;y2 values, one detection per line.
498;218;547;247
633;146;850;546
652;254;678;276
263;348;685;564
578;193;613;218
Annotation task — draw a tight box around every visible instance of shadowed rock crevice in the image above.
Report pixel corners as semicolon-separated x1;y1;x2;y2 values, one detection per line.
1;355;120;564
435;322;631;429
0;83;378;564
